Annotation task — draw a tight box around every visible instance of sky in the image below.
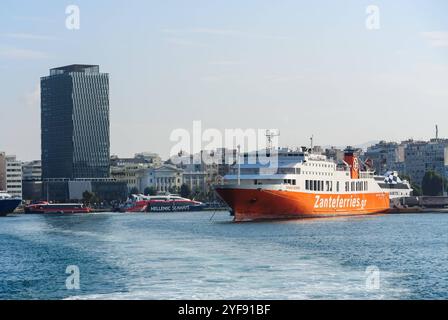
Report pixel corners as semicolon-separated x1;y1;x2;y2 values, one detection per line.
0;0;447;161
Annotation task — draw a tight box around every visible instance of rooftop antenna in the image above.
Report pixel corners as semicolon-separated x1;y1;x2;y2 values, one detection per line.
436;125;439;140
266;129;280;151
310;135;314;150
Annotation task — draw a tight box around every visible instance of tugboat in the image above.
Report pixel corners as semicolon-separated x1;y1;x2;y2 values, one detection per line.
122;194;205;213
0;192;22;216
24;202;91;214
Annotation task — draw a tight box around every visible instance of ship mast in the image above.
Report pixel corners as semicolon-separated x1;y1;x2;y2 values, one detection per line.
237;144;241;186
266;129;280;151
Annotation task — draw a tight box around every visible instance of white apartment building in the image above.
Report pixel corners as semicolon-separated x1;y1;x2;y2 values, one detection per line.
22;160;42;181
0;152;23;198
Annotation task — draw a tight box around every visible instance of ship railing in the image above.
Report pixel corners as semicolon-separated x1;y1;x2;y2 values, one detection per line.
359;171;375;179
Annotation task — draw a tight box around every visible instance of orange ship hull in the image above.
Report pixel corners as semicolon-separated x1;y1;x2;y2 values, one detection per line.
215;187;390;222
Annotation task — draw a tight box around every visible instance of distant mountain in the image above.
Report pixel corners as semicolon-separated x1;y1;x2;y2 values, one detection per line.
353;140;381;151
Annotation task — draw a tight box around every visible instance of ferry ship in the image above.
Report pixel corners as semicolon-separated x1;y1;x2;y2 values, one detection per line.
215;147;412;222
122;194;205;213
375;171;412;199
24;202;91;214
0;192;22;216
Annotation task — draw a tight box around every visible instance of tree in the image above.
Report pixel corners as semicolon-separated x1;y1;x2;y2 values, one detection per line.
180;184;191;198
169;186;179;195
82;191;94;205
400;174;422;196
421;170;445;196
144;186;157;196
411;184;422;196
129;187;140;196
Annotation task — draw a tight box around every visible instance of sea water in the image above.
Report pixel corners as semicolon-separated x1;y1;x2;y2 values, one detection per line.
0;212;447;300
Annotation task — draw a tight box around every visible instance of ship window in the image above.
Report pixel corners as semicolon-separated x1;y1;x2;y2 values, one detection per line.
292;180;296;185
306;180;310;190
313;180;317;191
345;182;349;192
336;181;340;192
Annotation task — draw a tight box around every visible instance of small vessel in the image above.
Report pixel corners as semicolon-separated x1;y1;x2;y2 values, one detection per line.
215;147;396;222
24;202;91;214
376;171;412;199
0;192;22;216
122;194;205;213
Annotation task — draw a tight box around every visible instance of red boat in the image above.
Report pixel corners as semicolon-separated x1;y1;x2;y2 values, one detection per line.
24;202;91;214
121;194;204;213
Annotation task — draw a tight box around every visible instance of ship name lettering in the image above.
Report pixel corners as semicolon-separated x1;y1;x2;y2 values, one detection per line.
314;195;367;209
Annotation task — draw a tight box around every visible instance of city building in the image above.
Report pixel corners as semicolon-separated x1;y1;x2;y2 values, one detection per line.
0;152;5;191
111;163;147;192
42;178;127;203
134;152;162;167
110;152;162;167
22;160;42;201
176;149;236;199
404;139;448;185
41;64;110;180
182;171;208;194
215;148;237;177
325;147;345;163
22;160;42;181
364;141;406;175
110;153;162;192
40;64;128;202
138;165;183;193
0;152;22;198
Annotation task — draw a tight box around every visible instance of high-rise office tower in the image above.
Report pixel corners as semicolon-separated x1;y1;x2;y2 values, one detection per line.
41;65;110;180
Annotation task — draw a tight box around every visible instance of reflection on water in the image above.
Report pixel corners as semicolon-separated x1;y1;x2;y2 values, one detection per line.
0;212;447;299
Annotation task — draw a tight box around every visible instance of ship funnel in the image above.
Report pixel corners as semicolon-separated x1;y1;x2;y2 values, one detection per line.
344;147;359;179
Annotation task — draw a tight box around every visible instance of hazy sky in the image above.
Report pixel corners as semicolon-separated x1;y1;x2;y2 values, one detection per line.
1;0;447;161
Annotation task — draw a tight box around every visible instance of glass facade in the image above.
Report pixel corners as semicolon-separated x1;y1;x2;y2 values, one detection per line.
41;65;110;180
